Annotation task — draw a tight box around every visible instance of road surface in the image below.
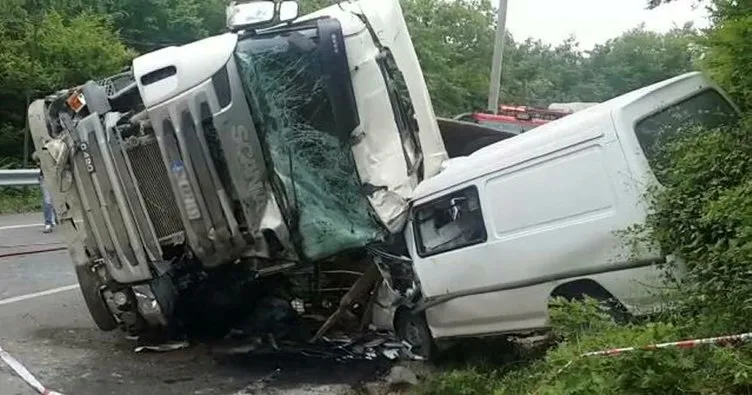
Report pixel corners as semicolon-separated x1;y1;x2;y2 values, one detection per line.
0;213;387;395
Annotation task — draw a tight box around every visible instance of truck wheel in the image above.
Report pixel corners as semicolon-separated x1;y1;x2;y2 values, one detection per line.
396;310;436;360
75;265;118;331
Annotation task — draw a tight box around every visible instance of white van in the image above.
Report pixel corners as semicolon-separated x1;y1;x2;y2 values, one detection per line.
374;72;740;356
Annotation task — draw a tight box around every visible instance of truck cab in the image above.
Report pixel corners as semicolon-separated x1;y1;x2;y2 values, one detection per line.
28;0;448;335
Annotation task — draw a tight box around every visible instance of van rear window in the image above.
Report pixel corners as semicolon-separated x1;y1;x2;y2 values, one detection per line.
634;89;738;180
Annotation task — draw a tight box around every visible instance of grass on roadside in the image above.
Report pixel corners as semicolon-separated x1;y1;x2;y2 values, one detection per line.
412;298;752;395
0;186;42;214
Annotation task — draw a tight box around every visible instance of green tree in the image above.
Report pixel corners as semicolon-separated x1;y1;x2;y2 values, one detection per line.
647;0;752;109
98;0;226;51
400;0;697;115
582;26;698;101
401;0;497;116
500;37;589;107
0;7;133;162
300;0;333;13
701;0;752;111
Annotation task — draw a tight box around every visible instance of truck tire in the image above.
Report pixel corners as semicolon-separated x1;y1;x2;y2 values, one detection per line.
75;265;118;331
396;310;436;360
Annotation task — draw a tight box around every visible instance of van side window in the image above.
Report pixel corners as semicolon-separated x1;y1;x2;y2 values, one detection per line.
414;186;486;257
634;89;738;181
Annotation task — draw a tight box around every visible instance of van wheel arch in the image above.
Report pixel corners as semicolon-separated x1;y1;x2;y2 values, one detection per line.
549;279;631;324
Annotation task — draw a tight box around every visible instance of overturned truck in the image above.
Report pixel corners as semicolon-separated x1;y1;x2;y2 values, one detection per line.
30;0;501;344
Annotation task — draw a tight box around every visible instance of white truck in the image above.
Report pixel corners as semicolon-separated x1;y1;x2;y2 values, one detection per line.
28;0;463;337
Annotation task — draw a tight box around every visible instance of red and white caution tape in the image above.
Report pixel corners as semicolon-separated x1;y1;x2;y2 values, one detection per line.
581;331;752;357
0;345;66;395
531;331;752;395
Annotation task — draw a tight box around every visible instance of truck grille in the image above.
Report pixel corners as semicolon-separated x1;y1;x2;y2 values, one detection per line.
126;137;183;240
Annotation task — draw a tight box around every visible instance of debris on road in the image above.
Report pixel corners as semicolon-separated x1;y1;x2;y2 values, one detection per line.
134;339;190;353
309;264;382;343
212;330;423;362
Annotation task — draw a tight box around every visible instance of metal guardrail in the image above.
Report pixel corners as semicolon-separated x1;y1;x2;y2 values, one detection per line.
0;169;40;187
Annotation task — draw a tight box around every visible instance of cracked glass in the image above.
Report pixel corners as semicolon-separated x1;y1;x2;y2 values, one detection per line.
235;25;386;260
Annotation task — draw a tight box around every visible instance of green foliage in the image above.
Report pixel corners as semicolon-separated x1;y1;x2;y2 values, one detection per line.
416;300;752;395
98;0;227;51
0;6;133;162
547;297;618;341
400;0;698;115
583;26;698;101
413;368;497;395
648;0;752;112
702;0;752;111
0;187;41;214
401;0;496;116
642;117;752;335
34;12;136;88
495;324;752;395
299;0;334;13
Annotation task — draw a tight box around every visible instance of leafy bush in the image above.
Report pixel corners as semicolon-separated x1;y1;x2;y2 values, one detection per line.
702;2;752;112
644;118;752;335
547;296;618;341
494;322;752;394
414;368;498;395
416;299;752;395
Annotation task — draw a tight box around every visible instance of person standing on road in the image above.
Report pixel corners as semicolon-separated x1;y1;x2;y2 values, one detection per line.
32;152;56;233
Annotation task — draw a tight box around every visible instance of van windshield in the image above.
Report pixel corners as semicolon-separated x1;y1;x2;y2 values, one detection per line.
634;89;739;178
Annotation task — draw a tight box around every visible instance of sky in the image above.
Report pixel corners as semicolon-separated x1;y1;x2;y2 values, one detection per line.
504;0;711;50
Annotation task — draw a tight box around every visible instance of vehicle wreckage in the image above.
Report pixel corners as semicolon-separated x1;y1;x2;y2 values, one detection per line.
32;0;724;361
28;0;499;357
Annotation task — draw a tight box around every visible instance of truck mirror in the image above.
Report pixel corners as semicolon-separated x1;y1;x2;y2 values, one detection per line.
226;1;299;32
279;1;299;23
226;1;277;31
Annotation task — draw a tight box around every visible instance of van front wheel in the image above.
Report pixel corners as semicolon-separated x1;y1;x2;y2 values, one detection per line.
396;310;435;360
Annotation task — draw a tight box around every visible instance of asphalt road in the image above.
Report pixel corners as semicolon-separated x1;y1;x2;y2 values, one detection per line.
0;213;387;395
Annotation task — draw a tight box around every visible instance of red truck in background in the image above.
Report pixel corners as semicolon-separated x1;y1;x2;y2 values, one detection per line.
453;105;573;135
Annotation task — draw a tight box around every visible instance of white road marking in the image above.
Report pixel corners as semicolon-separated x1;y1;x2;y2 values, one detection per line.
0;219;83;232
0;284;79;306
0;223;44;231
0;344;66;395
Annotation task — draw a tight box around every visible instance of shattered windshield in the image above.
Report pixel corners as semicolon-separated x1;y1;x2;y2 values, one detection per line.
234;21;387;260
